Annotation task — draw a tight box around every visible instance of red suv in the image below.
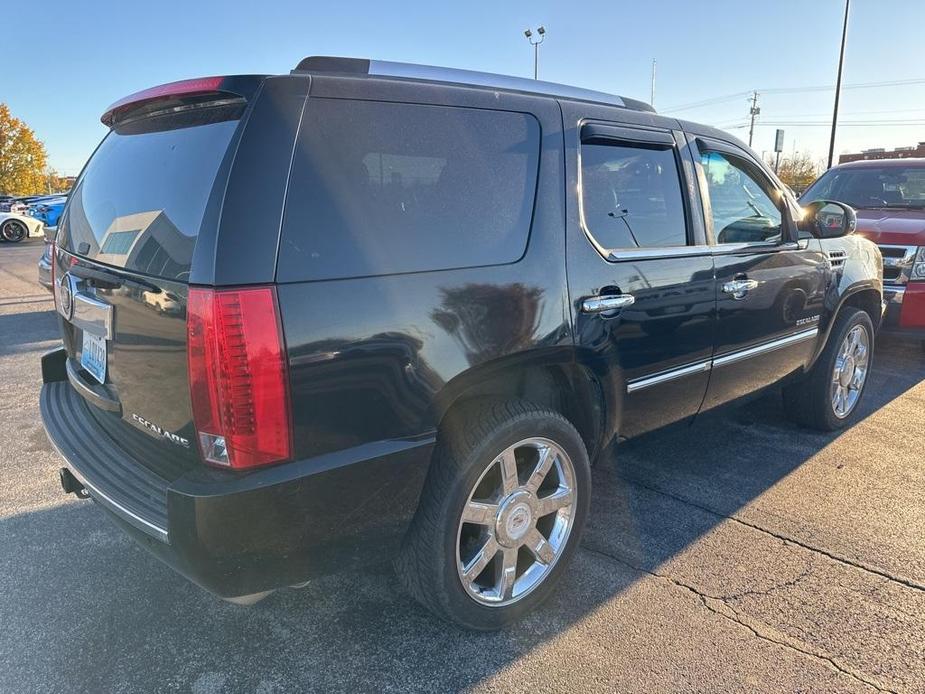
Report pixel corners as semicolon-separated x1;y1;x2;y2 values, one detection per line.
801;159;925;346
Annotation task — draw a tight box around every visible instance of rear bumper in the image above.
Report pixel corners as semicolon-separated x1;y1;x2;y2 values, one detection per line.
40;351;433;598
881;283;925;339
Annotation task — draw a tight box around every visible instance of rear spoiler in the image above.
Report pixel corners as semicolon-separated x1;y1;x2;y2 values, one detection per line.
101;75;267;127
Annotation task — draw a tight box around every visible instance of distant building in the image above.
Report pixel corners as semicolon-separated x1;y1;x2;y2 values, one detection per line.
840;142;925;163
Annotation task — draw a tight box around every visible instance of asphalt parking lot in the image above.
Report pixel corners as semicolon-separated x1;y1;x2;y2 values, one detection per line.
1;238;923;693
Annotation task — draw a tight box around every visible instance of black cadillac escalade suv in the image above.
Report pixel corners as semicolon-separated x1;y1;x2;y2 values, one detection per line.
40;57;883;630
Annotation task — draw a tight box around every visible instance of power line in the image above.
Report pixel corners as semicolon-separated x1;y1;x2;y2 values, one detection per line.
756;120;925;127
763;77;925;94
746;106;925;119
661;91;751;113
663;77;925;113
717;117;925;132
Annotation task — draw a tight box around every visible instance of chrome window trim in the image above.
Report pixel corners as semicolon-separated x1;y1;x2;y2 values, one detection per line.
711;240;800;255
626;327;820;393
606;241;802;262
42;436;169;544
608;245;712;261
712;328;819;369
626;360;712;393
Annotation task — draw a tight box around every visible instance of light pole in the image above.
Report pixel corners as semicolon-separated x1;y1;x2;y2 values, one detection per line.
650;59;657;107
827;0;851;169
524;26;546;80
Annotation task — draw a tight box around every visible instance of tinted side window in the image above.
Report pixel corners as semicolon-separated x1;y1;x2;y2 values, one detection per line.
580;142;687;249
701;151;782;244
278;99;541;281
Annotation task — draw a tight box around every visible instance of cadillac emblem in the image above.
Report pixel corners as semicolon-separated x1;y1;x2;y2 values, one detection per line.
57;273;75;321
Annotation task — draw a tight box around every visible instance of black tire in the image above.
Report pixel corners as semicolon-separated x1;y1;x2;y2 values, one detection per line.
783;308;874;431
396;400;591;630
1;220;27;243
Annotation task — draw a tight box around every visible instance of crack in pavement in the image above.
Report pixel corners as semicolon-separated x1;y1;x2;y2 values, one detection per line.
711;563;814;602
614;473;925;594
580;544;898;694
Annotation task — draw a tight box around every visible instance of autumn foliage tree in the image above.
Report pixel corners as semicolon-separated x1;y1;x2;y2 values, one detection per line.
44;169;74;193
770;152;822;194
0;103;48;195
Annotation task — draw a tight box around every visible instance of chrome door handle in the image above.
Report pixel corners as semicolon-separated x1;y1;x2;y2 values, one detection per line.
581;294;635;313
722;279;759;300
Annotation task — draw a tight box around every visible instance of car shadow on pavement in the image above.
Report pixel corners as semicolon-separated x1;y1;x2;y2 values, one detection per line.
1;337;923;692
0;309;59;348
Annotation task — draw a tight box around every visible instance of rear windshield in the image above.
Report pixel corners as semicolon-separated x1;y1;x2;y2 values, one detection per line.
277;99;541;282
61;108;240;281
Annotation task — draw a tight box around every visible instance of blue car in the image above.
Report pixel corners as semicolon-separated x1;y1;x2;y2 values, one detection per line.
28;195;67;228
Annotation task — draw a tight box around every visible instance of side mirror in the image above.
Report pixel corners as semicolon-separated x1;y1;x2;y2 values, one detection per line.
799;200;857;239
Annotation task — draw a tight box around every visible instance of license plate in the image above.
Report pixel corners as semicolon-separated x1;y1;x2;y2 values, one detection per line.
81;331;107;384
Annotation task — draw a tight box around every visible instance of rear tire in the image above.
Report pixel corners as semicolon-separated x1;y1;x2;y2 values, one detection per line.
396;400;591;630
783;308;874;431
1;220;27;242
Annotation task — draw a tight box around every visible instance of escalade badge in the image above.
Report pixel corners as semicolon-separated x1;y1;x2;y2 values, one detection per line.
131;413;191;448
57;273;75;321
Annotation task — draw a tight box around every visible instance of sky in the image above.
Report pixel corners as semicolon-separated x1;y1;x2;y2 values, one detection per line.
5;0;924;175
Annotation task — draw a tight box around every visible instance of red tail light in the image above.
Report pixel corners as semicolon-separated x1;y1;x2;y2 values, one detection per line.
187;287;292;469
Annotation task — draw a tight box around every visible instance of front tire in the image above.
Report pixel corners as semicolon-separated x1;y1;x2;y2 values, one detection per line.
1;220;28;242
783;308;874;430
396;400;591;630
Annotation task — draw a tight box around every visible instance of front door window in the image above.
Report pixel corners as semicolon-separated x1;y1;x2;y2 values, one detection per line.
701;151;782;244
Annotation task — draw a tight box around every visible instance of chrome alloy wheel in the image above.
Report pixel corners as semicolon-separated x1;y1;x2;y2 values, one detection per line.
455;437;576;607
831;324;870;418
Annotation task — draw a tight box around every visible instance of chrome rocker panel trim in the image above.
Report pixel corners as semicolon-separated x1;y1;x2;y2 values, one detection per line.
712;328;818;369
626;360;712;393
626;328;819;393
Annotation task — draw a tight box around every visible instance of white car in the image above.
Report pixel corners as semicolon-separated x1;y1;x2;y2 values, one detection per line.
141;289;182;314
0;212;44;243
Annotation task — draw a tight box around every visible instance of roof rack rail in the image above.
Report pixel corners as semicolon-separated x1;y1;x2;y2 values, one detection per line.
292;56;655;113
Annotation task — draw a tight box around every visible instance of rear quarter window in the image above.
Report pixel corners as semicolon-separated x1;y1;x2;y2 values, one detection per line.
277;99;541;282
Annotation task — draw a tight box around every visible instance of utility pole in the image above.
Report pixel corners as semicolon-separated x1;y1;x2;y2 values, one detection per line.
524;27;546;80
827;0;850;169
747;91;760;148
650;59;657;107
